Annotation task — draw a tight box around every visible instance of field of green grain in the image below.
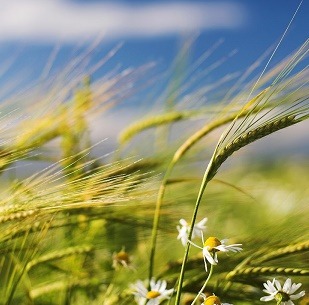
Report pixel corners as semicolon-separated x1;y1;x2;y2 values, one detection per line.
0;37;308;305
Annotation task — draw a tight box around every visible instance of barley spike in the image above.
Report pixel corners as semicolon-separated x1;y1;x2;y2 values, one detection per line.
226;266;309;280
208;114;298;180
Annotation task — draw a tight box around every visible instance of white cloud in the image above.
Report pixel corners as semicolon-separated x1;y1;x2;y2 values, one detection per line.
0;0;246;43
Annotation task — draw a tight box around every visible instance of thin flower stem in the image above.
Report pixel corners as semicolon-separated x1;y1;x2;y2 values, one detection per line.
191;264;214;305
174;155;215;305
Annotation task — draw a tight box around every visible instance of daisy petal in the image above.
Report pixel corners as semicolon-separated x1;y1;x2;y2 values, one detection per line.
179;219;188;226
203;254;208;271
290;290;305;300
203;248;217;265
260;295;275;301
283;278;292;293
289;283;302;294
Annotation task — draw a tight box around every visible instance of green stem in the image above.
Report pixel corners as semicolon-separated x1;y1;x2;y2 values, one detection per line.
174;157;214;305
148;161;175;281
276;293;283;305
191;264;214;305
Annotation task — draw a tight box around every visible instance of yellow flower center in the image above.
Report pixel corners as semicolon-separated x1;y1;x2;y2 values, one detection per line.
146;290;161;299
203;295;221;305
115;251;130;263
203;237;221;251
275;292;290;302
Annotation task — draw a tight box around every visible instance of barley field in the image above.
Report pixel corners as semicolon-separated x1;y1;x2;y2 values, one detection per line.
0;15;308;305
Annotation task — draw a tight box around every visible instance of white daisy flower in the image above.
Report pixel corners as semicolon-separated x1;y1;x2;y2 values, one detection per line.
177;217;207;246
131;278;174;305
190;235;242;271
260;278;305;305
200;293;233;305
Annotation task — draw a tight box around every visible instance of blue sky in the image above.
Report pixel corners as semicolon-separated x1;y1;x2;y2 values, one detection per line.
0;0;307;156
0;0;307;91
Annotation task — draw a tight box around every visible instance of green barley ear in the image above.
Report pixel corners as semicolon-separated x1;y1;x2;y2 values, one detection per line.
60;79;93;178
0;218;51;304
253;241;309;264
118;110;205;145
0;151;157;303
206;39;308;181
226;266;309;280
26;245;93;271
